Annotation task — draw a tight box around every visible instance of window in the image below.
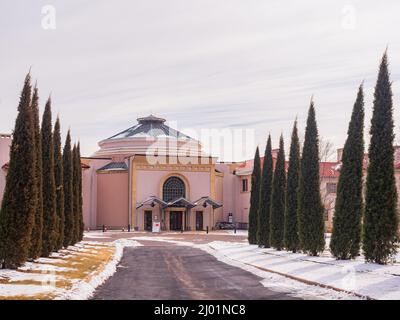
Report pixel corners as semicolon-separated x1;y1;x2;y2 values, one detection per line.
324;209;329;221
144;210;152;231
326;182;337;194
163;176;185;202
242;179;248;192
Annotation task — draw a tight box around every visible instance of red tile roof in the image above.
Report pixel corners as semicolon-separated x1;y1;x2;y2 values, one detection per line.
235;157;340;178
319;162;340;178
2;161;90;170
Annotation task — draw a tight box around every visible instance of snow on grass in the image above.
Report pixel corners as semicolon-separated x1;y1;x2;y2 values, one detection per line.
198;242;357;300
0;269;63;282
83;233;112;239
59;239;141;300
205;241;400;300
0;284;55;297
19;263;76;273
226;230;248;237
0;239;141;300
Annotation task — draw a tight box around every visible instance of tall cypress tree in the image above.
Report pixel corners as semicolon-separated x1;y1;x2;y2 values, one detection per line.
330;85;364;260
29;85;43;260
270;135;286;250
41;98;57;257
363;52;398;264
298;101;325;256
63;131;74;248
53;117;65;251
257;135;273;247
0;73;37;269
248;147;261;245
76;143;84;241
284;120;301;252
71;144;79;245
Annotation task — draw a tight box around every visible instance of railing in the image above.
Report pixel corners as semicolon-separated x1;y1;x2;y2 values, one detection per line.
235;222;248;230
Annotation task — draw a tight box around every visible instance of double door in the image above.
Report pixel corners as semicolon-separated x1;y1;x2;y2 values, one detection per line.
169;211;183;231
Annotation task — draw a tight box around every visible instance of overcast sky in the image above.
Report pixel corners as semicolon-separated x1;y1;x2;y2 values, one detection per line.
1;0;400;161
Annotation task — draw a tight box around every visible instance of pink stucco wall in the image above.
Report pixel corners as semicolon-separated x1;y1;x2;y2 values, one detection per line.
216;164;235;221
82;167;92;229
82;158;111;229
236;176;251;224
214;174;224;223
136;170;210;203
135;170;216;230
215;163;250;225
97;171;129;229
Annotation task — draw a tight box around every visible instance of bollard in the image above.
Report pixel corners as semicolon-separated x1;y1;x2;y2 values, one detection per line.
128;224;131;232
206;226;209;234
102;224;105;233
234;227;237;234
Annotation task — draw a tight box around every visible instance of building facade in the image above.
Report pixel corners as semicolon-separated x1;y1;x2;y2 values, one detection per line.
2;116;400;232
80;115;226;231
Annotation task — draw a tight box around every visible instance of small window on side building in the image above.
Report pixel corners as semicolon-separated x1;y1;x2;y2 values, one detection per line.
242;179;248;192
326;182;337;194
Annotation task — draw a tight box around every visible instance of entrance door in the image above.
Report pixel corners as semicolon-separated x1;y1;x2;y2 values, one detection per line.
144;211;152;231
196;211;203;231
169;211;183;231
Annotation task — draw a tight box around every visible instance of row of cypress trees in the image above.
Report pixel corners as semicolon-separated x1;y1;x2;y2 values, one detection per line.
331;51;398;264
249;102;324;256
249;51;399;263
0;72;84;269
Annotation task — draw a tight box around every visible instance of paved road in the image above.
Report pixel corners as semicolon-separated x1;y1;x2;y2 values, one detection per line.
91;245;300;300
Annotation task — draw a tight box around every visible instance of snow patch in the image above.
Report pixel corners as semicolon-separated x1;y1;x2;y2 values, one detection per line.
58;239;142;300
0;284;55;297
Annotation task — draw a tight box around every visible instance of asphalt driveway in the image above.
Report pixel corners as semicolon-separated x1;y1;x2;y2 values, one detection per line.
91;244;300;300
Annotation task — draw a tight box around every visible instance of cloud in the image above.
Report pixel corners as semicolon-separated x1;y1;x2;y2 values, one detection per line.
1;0;400;160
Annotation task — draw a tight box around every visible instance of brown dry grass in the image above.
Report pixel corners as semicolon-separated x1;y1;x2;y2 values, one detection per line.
0;243;115;300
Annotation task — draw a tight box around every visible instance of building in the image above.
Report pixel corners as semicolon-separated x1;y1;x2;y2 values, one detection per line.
2;115;400;232
232;150;340;232
81;115;226;231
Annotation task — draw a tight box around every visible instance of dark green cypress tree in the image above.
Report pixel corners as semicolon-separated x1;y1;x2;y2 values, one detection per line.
71;144;79;245
298;101;325;256
29;85;43;259
63;131;74;248
330;85;364;260
0;73;37;269
53;117;65;251
257;135;273;247
363;52;398;264
284;120;301;252
76;143;84;241
248;147;261;244
270;135;286;250
41;97;57;257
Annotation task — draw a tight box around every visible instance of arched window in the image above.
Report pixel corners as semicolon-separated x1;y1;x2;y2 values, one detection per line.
163;176;185;202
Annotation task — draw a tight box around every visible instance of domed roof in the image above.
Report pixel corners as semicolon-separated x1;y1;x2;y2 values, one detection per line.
107;115;192;140
93;114;207;158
